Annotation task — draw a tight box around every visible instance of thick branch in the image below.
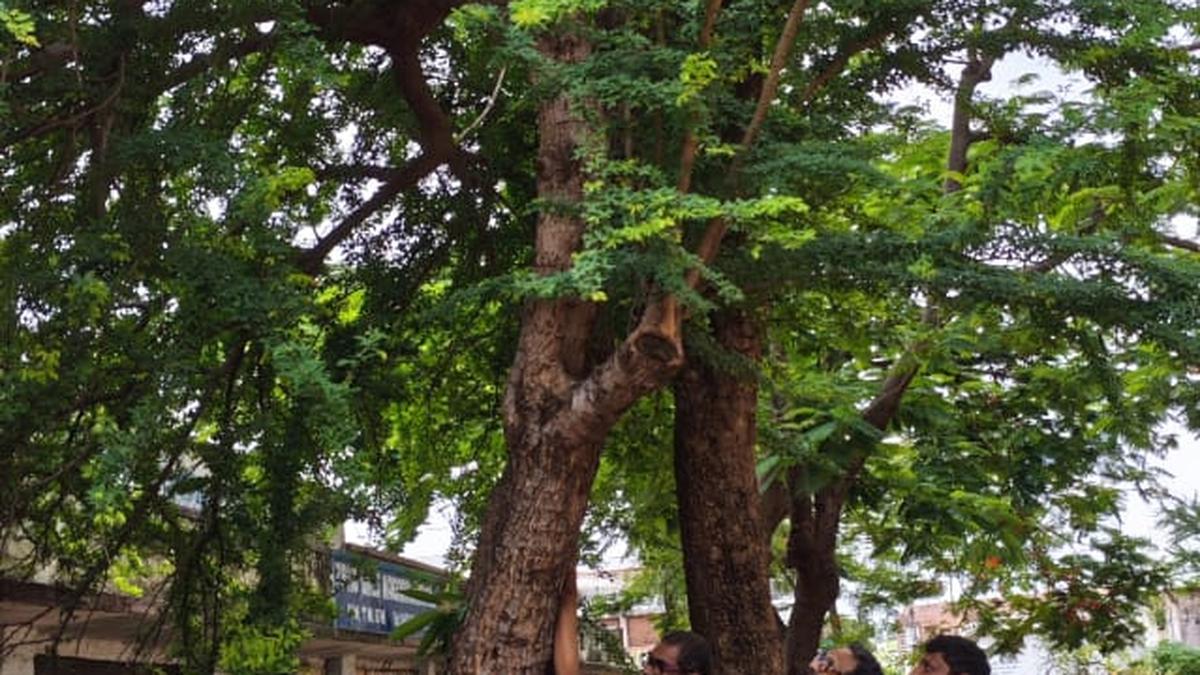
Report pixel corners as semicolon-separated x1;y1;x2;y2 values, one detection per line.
683;0;810;298
304;1;468;50
761;362;920;543
800;28;892;104
698;0;724;48
394;51;457;158
1162;234;1200;253
296;153;443;274
314;164;404;183
2;57;125;150
554;296;684;446
166;33;274;88
160;33;277;92
6;22;277;151
760;479;790;542
296;4;479;275
788;49;1001;525
945;53;996;192
860;366;920;432
736;0;811;161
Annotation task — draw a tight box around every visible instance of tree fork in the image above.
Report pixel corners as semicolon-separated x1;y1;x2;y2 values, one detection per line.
448;27;685;674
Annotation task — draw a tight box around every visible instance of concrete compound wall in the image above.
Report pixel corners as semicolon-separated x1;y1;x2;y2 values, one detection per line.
1167;592;1200;647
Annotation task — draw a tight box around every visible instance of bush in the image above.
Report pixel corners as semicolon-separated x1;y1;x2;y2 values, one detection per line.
1152;642;1200;675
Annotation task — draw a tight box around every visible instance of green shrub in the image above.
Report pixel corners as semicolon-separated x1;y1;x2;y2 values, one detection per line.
1152;642;1200;675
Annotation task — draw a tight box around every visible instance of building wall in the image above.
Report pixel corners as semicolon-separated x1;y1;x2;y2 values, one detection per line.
625;615;659;651
1;638;174;675
1;546;443;675
1167;592;1200;646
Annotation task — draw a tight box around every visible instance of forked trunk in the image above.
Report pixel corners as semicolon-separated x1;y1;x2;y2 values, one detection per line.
777;53;991;674
674;309;785;675
446;31;599;675
447;30;685;674
786;568;840;675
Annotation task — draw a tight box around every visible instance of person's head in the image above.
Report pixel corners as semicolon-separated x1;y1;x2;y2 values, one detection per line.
641;631;713;675
909;635;990;675
809;643;884;675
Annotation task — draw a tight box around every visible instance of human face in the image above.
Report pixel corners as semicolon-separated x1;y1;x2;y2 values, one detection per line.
908;651;953;675
642;643;683;674
810;647;859;674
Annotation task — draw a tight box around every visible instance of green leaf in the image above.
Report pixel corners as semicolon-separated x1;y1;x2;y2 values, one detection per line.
391;609;439;642
0;6;38;47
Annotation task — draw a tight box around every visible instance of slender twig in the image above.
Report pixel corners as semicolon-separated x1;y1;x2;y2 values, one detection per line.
456;66;508;143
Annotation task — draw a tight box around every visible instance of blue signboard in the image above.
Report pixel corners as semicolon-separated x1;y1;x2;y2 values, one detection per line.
331;549;439;635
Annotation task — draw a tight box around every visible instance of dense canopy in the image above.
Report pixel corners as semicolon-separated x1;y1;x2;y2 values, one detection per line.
1;1;1198;673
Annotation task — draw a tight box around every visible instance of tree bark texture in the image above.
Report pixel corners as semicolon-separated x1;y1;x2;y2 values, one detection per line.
447;31;684;674
446;32;594;675
674;310;786;675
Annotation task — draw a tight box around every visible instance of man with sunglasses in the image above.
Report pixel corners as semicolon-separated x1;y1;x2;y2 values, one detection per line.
639;630;713;674
809;643;884;675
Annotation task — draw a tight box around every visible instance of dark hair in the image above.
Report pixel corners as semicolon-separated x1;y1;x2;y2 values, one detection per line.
924;634;990;675
847;643;884;675
661;631;713;675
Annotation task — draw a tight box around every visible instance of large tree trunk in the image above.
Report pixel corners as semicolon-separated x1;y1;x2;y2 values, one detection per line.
674;309;786;675
447;31;685;674
446;32;596;675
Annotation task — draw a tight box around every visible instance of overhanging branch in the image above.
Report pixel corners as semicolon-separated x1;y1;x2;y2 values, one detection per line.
296;152;444;275
2;56;126;150
160;33;278;92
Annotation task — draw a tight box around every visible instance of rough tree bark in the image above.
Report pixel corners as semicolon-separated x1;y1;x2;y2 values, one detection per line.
446;31;685;674
674;309;785;675
668;2;811;673
670;40;996;675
